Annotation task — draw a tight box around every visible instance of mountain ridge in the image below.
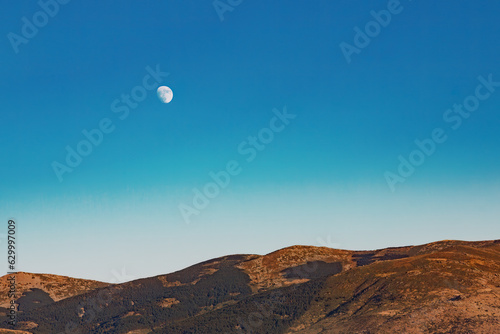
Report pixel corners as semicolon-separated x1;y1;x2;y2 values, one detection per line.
0;238;498;333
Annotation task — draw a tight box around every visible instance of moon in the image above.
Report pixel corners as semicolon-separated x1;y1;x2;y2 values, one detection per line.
157;86;173;103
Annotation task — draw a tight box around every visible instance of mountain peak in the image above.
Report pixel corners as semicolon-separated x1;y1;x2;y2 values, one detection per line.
2;239;498;333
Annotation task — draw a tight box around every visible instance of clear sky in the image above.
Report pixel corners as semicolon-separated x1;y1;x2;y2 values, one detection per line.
1;0;499;282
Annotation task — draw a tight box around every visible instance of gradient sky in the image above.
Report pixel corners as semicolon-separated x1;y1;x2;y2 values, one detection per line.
1;0;499;282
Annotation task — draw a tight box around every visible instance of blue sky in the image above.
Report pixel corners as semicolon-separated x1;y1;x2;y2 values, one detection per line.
1;0;500;282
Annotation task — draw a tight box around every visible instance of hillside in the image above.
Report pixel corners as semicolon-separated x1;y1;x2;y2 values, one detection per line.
289;243;500;333
0;239;498;333
0;272;109;308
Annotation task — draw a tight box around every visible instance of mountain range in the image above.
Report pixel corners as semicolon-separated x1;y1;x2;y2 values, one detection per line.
0;239;499;333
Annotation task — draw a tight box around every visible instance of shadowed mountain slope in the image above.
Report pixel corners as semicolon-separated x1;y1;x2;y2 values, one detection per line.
0;239;498;333
0;272;110;309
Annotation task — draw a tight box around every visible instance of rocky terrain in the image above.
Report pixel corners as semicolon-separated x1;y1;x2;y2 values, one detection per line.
0;239;498;333
0;272;110;309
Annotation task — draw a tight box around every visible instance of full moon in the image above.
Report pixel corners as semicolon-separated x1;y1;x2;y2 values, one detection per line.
157;86;173;103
